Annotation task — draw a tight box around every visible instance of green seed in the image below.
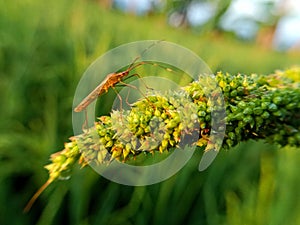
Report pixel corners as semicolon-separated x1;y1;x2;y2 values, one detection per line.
243;115;253;123
228;132;236;140
230;105;239;113
166;120;178;129
164;133;171;140
161;139;169;148
200;122;206;129
286;103;297;110
234;113;244;120
238;120;246;128
53;154;67;164
230;80;238;89
161;112;167;120
198;111;206;117
223;85;231;92
272;110;282;117
136;127;144;136
144;125;151;133
226;139;234;147
105;140;114;148
268;103;278;112
253;107;263;115
237;86;244;95
261;102;270;110
219;80;227;88
154;109;161;117
238;101;247;109
230;90;238;97
261;111;270;119
255;116;264;127
243;107;253;115
205;114;211;122
105;135;112;141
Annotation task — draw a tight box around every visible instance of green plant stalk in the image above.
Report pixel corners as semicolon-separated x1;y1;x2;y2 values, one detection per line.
24;67;300;211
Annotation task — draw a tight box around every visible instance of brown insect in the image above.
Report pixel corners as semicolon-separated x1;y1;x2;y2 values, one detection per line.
74;41;164;113
74;61;148;113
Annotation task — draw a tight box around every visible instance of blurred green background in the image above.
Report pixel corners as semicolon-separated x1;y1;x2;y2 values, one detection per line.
1;0;300;224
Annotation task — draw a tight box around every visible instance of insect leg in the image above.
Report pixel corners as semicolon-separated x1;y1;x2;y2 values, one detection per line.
111;86;124;111
118;79;156;108
82;109;89;131
122;72;154;92
124;88;132;107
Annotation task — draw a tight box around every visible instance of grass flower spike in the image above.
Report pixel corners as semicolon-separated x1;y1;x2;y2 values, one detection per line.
25;67;300;211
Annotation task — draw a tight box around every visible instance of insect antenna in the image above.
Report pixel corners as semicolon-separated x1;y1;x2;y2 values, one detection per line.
126;40;165;71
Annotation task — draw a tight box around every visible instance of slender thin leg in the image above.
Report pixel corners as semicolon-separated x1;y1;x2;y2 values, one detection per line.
81;109;89;132
123;73;154;91
111;86;124;111
118;79;155;108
